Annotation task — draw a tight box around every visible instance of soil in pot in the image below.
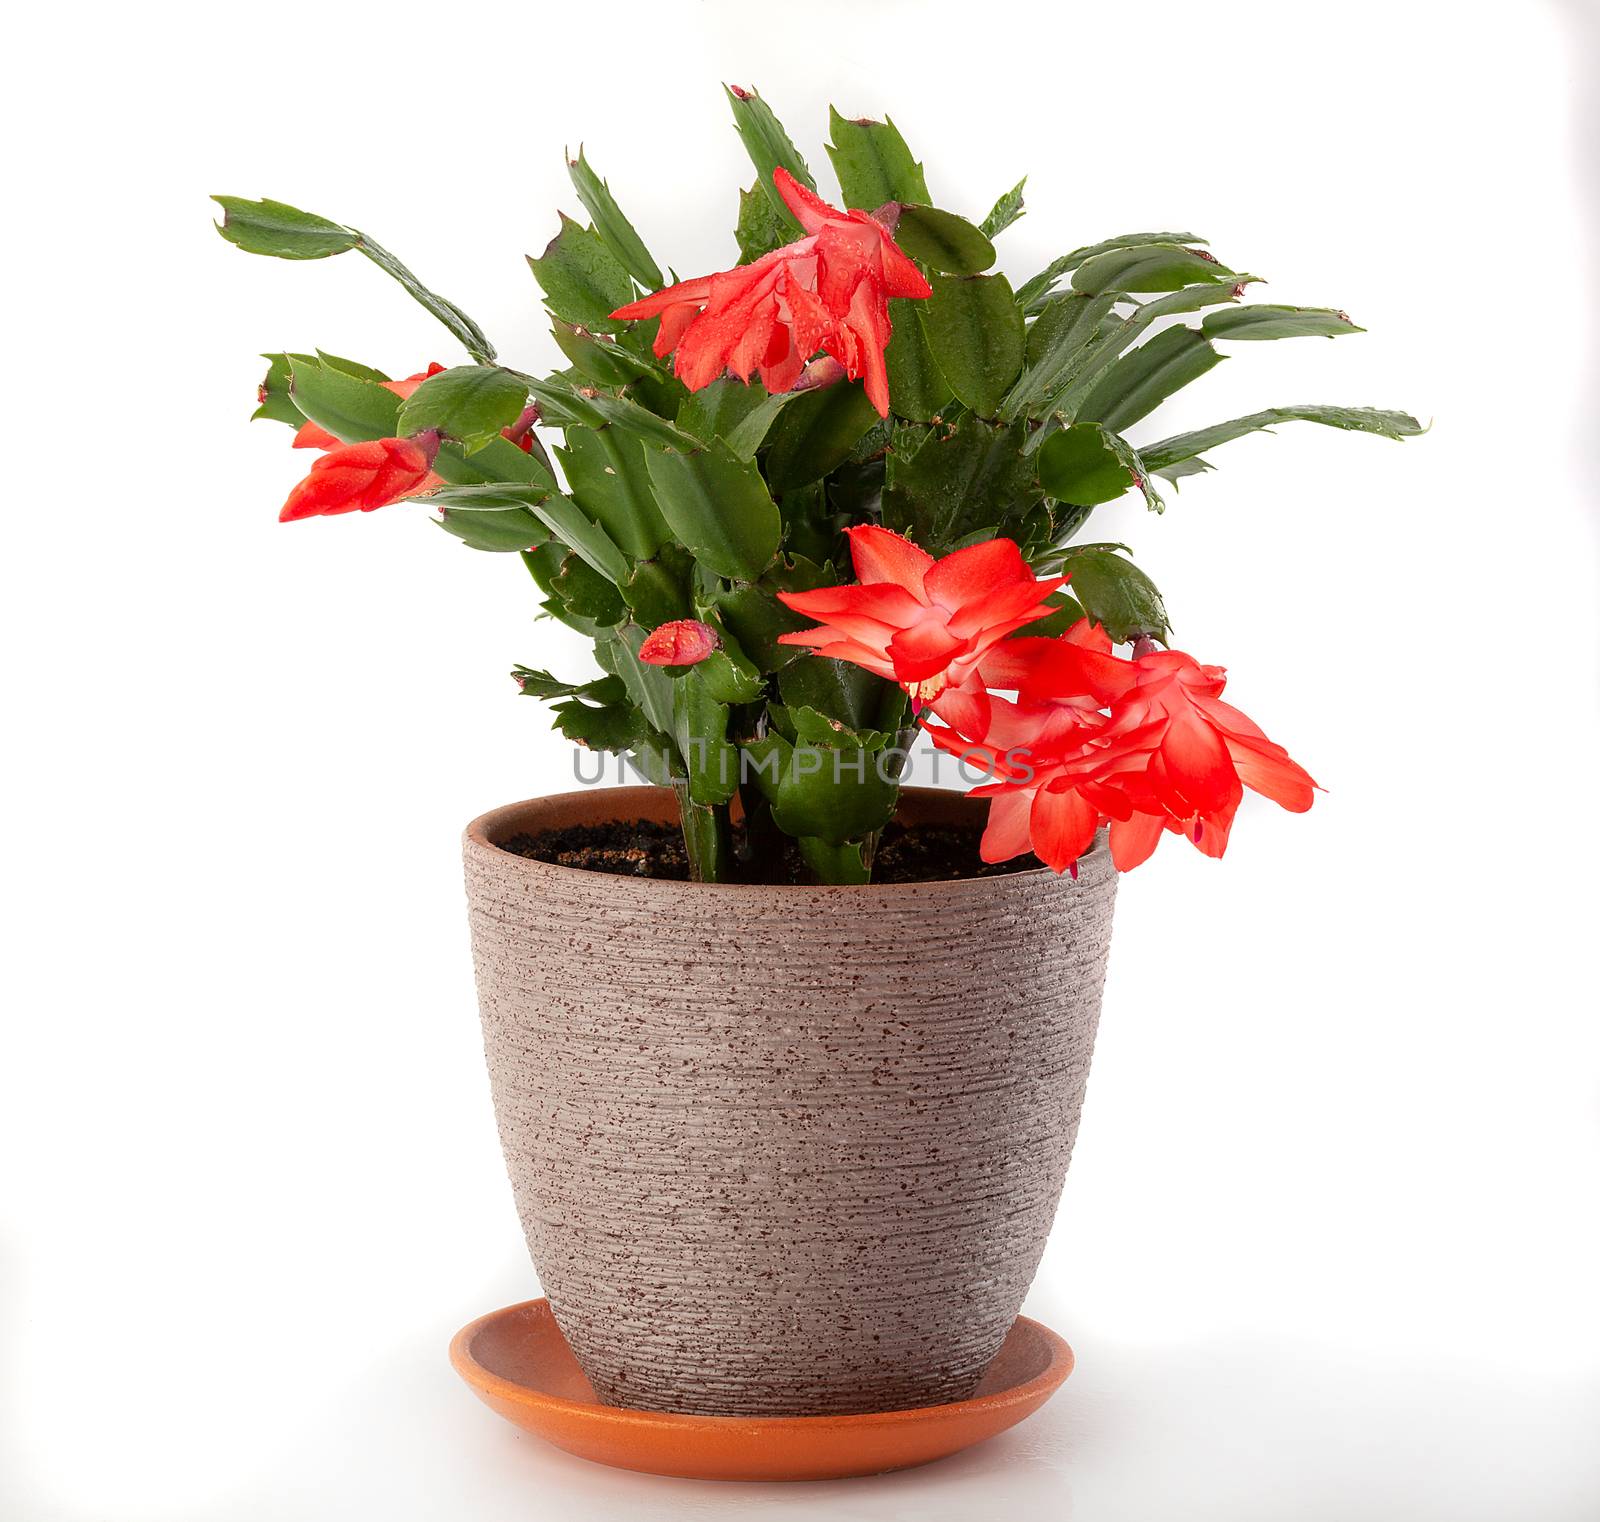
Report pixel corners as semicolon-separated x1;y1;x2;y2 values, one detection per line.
499;816;1045;884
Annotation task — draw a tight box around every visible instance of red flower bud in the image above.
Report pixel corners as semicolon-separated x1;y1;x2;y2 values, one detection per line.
638;619;720;666
279;437;440;522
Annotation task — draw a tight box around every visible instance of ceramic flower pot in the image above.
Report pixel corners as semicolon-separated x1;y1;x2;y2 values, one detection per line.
462;785;1117;1418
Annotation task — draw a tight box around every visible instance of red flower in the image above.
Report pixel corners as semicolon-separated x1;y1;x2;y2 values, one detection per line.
609;169;931;416
969;627;1318;871
638;619;720;666
279;435;442;523
774;527;1067;721
276;367;552;521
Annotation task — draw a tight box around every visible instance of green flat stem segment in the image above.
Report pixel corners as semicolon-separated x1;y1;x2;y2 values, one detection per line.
675;787;735;883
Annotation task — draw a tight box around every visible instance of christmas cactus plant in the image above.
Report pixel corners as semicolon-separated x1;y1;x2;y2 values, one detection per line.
216;86;1420;884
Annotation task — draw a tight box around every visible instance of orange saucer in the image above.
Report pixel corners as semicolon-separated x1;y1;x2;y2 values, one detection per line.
450;1298;1074;1482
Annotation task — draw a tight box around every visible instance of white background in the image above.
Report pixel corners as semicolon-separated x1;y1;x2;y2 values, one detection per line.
4;2;1598;1518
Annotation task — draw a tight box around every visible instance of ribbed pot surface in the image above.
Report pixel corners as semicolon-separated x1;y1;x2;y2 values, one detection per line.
463;786;1116;1417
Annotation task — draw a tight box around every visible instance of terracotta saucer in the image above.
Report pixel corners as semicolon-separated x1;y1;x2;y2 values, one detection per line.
449;1298;1074;1482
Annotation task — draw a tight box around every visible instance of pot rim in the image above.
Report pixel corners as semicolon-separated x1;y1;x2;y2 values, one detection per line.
464;784;1106;896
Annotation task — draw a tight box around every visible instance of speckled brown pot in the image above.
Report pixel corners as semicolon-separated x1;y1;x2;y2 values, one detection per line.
463;785;1117;1418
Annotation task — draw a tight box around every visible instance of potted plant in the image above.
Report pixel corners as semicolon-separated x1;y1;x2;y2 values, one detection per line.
216;86;1418;1425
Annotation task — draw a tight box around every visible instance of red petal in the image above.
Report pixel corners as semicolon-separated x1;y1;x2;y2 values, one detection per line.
1065;617;1115;654
977;637;1056;692
947;577;1067;642
846;524;934;593
826;316;863;381
1154;711;1237;816
924;537;1033;613
980;790;1035;863
774;627;836;650
653;301;702;357
1015;637;1138;707
815;224;874;317
887;621;972;682
1191;693;1272;742
773;166;842;235
281;465;368;521
672;310;742;391
963;692;1055;755
1169;798;1237;860
611;275;717;321
1136;648;1225;699
727;296;780;380
670;263;786;391
928;680;992;740
865;217;935;300
842;276;893;417
1029;785;1100;874
772;633;898;680
757;336;807;396
779;613;899;652
1225;734;1318;811
776;581;926;627
292;420;340;451
1109;812;1164;871
381;363;447;401
781;273;834;359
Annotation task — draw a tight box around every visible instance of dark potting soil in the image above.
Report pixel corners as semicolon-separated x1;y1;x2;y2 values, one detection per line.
498;818;1045;885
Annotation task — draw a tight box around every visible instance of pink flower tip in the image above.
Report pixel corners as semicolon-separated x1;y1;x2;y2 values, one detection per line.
638;619;720;667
